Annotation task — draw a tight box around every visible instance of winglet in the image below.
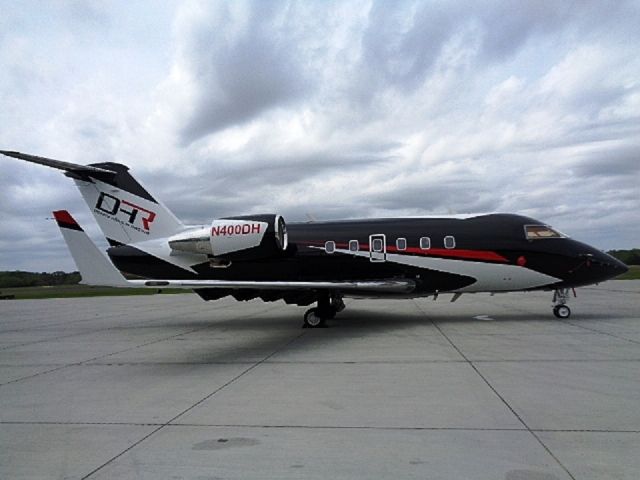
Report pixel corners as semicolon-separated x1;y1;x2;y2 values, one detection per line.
53;210;84;232
53;210;129;287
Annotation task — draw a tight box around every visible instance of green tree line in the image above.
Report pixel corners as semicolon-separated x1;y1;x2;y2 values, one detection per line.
0;271;81;288
607;249;640;266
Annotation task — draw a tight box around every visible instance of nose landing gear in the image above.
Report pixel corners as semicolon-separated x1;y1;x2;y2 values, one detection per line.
552;288;573;318
553;304;571;319
303;293;345;328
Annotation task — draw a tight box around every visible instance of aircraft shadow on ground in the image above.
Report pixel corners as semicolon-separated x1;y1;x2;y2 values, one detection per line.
150;305;633;335
127;308;573;365
117;301;636;366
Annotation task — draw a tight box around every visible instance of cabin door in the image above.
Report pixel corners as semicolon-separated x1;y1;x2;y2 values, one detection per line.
369;234;386;262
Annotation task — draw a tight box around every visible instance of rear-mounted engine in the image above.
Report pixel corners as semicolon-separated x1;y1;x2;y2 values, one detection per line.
168;214;288;261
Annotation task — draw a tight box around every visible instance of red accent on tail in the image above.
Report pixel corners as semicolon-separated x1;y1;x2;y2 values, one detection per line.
53;210;83;231
53;210;77;226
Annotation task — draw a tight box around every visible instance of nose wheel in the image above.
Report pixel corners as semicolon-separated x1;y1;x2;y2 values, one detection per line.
552;288;573;318
553;304;571;319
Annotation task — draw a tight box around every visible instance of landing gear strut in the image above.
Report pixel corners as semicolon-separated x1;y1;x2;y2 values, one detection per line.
303;293;345;328
552;288;572;319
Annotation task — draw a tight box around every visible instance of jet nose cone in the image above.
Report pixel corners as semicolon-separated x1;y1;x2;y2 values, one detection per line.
612;257;629;276
595;251;628;279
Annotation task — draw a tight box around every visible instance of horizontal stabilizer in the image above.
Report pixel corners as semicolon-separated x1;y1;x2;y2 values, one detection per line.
5;150;186;245
1;150;115;176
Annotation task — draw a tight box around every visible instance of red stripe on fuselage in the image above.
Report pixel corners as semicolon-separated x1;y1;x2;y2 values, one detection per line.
386;246;508;262
301;241;508;263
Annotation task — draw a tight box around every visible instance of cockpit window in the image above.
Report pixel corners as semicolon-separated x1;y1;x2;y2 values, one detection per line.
524;225;564;240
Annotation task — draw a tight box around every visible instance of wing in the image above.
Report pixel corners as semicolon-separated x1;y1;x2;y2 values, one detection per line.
53;210;415;294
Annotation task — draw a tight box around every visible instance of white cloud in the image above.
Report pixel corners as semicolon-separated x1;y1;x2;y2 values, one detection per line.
1;0;639;271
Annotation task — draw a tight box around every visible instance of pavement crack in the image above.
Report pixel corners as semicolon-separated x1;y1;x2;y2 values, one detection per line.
79;323;305;479
561;320;640;345
413;300;578;480
0;304;285;387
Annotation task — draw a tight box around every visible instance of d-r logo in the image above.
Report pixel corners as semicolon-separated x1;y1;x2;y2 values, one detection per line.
95;192;156;231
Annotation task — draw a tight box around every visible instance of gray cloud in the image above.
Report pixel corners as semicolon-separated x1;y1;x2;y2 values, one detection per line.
358;2;456;93
573;144;640;178
179;2;311;144
373;179;500;214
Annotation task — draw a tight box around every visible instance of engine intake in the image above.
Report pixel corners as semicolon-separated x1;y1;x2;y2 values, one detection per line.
169;214;288;261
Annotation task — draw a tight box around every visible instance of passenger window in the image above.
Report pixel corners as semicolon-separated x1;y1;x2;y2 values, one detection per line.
349;240;359;252
325;241;335;254
372;239;383;252
396;238;407;251
419;237;431;250
444;235;456;249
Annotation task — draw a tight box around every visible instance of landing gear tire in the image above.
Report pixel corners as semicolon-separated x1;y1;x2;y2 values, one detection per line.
303;308;327;328
552;288;573;319
553;304;571;319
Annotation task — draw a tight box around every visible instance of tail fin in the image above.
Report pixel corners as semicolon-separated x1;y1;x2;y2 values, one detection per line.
72;162;184;245
2;150;185;246
53;210;128;287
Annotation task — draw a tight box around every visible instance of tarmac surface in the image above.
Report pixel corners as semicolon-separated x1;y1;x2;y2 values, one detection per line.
0;280;639;479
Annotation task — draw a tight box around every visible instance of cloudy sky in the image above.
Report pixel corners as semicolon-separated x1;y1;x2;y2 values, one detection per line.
1;0;639;272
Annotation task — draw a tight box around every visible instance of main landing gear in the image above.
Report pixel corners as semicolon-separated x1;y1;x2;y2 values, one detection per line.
303;293;345;328
552;288;573;319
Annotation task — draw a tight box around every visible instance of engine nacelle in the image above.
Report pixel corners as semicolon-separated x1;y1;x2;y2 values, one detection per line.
168;214;288;261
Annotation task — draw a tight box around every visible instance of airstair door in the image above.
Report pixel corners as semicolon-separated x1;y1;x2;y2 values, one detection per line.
369;234;386;262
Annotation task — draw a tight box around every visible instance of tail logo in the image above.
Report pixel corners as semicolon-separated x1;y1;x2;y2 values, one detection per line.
95;192;156;233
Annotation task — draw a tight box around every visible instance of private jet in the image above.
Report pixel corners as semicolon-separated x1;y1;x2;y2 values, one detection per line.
1;150;627;327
